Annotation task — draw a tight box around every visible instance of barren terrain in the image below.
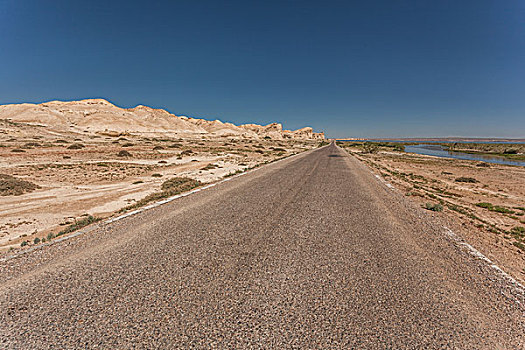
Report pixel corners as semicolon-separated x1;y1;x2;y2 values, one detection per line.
0;100;324;251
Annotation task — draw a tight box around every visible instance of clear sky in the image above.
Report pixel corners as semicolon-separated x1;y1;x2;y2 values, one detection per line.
1;0;524;138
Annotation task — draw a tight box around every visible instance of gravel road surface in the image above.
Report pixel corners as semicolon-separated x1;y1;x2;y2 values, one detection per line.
1;143;524;349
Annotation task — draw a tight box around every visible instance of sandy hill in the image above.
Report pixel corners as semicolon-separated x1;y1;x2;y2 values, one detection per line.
0;99;324;140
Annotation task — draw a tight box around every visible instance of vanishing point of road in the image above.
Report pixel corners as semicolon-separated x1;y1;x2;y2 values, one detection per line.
1;143;524;348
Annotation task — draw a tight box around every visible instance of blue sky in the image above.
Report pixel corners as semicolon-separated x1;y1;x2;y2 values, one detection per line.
1;0;524;138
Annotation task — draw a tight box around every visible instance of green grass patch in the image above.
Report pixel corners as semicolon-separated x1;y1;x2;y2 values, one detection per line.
475;202;515;215
424;202;443;212
446;203;469;215
512;241;525;251
511;226;525;237
455;177;478;183
493;206;515;214
476;202;493;209
56;215;100;238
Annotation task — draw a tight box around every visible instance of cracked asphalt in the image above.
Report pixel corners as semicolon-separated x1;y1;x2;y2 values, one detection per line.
1;143;524;349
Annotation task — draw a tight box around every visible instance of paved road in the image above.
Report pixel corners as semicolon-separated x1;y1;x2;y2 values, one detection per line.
1;143;524;348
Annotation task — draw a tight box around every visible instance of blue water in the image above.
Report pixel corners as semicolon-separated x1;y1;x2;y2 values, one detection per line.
340;140;525;166
404;144;525;167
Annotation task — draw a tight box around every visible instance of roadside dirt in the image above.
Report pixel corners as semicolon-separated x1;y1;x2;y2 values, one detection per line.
1;132;320;250
339;144;525;283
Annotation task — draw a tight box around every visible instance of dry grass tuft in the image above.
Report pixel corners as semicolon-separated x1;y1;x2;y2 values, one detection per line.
0;174;40;196
121;177;201;212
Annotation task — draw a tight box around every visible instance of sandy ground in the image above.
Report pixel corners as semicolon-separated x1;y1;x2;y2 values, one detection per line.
0;129;320;251
339;143;525;283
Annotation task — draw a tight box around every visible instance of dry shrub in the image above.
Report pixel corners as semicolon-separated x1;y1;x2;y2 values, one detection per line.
0;174;40;196
122;177;200;211
117;150;132;157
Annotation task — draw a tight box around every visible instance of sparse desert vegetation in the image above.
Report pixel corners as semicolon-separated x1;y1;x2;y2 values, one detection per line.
338;140;525;281
455;177;478;183
0;99;323;251
424;202;443;212
446;142;525;161
122;177;201;211
55;215;100;238
0;174;40;196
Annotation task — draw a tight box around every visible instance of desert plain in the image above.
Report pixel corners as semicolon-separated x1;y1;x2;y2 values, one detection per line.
0;99;324;251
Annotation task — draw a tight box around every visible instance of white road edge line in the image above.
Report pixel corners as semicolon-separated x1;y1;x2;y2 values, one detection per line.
370;159;524;305
1;148;316;262
443;226;525;300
